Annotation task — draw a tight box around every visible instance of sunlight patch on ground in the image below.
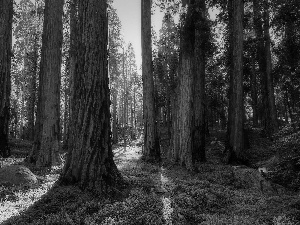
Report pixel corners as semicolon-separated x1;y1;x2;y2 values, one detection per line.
160;167;173;225
162;196;173;225
0;174;58;223
114;146;142;169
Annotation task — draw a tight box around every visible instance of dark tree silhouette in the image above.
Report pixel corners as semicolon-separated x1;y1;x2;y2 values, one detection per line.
0;0;13;158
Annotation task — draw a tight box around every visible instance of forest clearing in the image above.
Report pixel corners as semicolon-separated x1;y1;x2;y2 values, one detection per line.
1;0;300;224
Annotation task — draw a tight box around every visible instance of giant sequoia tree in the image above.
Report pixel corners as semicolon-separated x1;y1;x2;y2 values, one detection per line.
60;0;123;194
141;0;161;161
0;0;13;158
29;0;64;167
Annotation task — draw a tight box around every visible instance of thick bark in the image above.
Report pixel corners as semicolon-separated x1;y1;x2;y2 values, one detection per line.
176;3;195;170
29;0;64;167
0;0;13;158
170;0;207;170
226;0;245;163
141;0;160;161
60;0;122;194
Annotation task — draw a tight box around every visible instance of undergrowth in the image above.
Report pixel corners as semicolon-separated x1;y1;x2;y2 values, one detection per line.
1;132;300;224
268;126;300;191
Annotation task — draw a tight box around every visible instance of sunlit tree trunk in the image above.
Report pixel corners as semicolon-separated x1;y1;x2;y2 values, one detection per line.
141;0;160;161
60;0;123;194
226;0;245;163
0;0;13;158
29;0;64;167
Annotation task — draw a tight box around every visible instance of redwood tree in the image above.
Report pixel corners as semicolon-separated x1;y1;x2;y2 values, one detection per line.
141;0;161;161
0;0;13;158
29;0;64;167
60;0;123;194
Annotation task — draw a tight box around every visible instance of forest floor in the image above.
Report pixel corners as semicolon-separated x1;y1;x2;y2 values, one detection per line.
1;127;300;225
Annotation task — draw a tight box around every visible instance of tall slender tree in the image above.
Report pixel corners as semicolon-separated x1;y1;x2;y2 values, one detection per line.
141;0;161;161
29;0;64;167
0;0;13;158
263;0;278;134
253;0;278;135
226;0;245;163
60;0;123;194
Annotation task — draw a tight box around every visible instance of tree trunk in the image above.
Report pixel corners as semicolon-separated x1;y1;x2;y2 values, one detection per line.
250;55;258;127
170;87;179;161
26;47;38;141
141;0;160;161
170;1;207;170
112;87;118;144
0;0;13;158
253;0;278;135
122;49;126;149
63;74;69;145
192;0;207;163
60;0;123;194
29;0;64;167
226;0;245;163
175;3;195;170
263;0;278;134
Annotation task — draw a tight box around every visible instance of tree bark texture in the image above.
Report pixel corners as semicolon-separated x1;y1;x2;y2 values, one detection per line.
226;0;245;163
141;0;161;161
30;0;64;167
0;0;13;158
60;0;122;194
170;0;207;170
